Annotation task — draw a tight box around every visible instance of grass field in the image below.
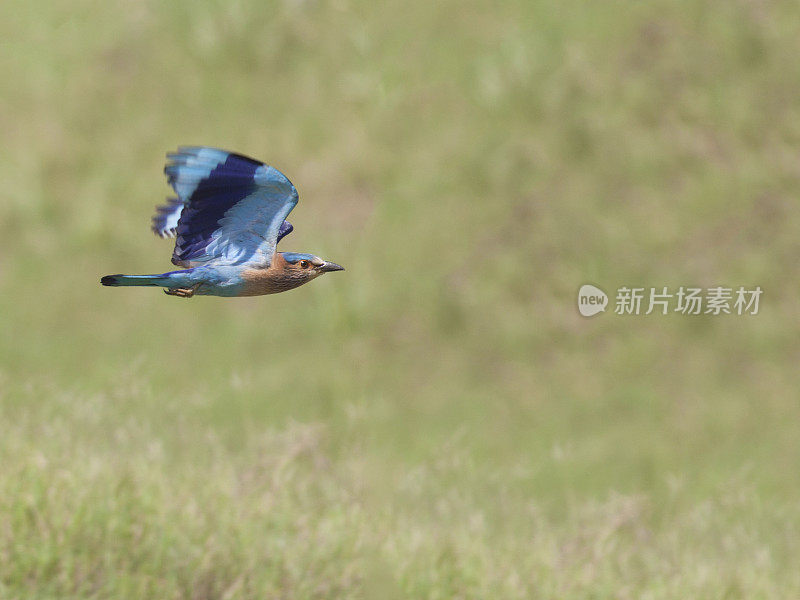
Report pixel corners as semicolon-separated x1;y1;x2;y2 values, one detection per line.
2;0;800;597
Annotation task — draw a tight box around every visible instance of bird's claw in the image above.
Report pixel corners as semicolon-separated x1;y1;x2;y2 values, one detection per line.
164;286;198;298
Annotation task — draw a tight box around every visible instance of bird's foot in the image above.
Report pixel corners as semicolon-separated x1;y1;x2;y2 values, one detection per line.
164;285;198;298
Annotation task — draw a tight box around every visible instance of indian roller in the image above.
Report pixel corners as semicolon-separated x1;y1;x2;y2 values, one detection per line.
101;146;344;298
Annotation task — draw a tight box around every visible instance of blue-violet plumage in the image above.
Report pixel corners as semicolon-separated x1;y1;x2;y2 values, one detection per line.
101;146;344;298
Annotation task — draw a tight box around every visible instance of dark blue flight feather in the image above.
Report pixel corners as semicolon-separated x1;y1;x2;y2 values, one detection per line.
161;147;299;268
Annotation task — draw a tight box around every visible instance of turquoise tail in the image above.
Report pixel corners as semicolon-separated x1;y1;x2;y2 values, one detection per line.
101;270;189;288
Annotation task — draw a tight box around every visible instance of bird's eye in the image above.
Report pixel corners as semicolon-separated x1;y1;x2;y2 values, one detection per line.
299;260;310;269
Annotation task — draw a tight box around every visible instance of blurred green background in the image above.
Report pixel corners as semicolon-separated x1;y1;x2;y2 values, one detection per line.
2;0;800;597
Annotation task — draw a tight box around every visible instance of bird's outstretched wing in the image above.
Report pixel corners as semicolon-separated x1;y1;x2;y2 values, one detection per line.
159;147;299;268
152;198;294;243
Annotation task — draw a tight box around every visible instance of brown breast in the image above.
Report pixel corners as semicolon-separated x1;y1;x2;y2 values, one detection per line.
240;254;310;296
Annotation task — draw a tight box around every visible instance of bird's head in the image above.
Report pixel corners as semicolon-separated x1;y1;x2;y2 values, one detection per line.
279;252;344;284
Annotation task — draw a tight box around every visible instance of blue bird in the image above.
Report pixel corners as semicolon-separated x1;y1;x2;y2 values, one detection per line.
101;147;344;298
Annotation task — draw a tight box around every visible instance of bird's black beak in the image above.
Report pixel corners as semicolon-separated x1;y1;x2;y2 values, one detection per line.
320;261;345;272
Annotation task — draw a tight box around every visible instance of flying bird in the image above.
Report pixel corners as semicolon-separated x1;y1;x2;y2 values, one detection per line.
101;147;344;298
